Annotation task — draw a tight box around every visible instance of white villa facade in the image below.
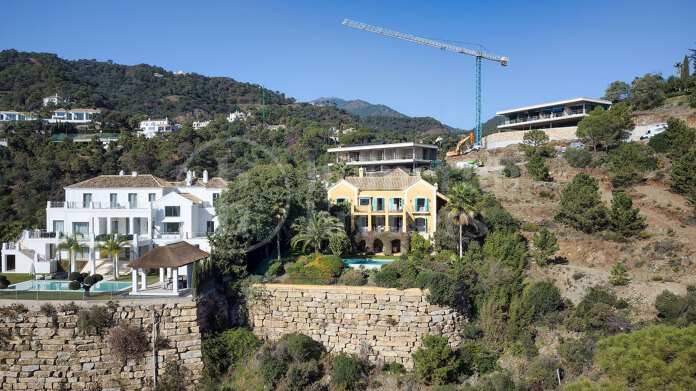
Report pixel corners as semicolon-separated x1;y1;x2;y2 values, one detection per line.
227;111;249;122
46;108;101;124
42;94;66;106
0;111;35;122
496;97;612;131
327;142;439;174
1;170;227;275
192;120;210;130
138;118;173;138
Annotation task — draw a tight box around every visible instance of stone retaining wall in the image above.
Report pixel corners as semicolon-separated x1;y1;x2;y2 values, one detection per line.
0;287;228;390
483;127;578;149
247;284;466;369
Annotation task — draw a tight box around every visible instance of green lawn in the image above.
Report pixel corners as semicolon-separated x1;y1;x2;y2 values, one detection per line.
1;273;52;285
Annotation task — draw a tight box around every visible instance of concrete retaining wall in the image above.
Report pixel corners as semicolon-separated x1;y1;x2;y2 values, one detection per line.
484;127;578;149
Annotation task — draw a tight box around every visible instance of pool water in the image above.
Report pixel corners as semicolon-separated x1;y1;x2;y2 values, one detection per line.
343;259;394;269
9;280;131;292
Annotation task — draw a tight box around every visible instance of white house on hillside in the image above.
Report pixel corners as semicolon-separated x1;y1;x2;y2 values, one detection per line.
46;109;101;123
192;120;210;130
42;94;66;107
1;170;227;275
227;111;249;123
138;118;173;138
0;111;35;122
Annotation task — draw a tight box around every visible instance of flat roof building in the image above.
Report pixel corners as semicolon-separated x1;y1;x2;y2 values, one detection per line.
496;97;611;131
327;142;438;174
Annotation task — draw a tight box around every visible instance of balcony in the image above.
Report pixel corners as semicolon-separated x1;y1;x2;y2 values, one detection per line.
410;206;429;213
48;201;153;210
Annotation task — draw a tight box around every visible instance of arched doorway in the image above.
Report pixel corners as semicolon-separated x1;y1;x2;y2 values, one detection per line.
373;239;384;253
391;239;401;254
357;240;366;252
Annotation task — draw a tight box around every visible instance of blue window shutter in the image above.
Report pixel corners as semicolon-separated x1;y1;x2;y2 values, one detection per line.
424;218;428;231
425;198;429;212
389;198;394;210
372;197;377;212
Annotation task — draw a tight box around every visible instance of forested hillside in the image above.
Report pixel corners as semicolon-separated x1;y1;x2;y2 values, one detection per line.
312;97;406;117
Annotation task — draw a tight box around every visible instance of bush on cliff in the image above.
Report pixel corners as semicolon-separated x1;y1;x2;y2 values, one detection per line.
412;334;461;386
202;327;262;381
332;353;371;390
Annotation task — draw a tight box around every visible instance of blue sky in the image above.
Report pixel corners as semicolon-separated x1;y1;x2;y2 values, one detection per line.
2;0;694;129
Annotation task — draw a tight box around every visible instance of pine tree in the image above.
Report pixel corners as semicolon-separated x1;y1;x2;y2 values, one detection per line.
608;192;646;237
555;173;607;233
609;262;629;286
670;150;696;204
532;227;560;266
526;152;552;182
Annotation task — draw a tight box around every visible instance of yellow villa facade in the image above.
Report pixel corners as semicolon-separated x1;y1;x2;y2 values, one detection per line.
327;168;448;245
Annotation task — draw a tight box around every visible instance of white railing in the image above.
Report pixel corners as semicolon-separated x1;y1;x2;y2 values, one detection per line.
48;201;154;210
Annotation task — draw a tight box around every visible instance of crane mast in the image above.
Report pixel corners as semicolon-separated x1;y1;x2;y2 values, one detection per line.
342;18;508;146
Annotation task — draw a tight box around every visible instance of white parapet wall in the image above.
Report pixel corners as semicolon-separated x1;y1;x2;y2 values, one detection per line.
484;127;579;149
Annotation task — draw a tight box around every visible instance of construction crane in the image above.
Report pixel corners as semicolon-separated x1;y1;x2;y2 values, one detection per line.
342;18;508;146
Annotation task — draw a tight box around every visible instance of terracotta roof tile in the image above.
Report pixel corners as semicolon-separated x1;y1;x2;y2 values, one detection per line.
170;177;228;189
178;193;202;204
66;174;173;188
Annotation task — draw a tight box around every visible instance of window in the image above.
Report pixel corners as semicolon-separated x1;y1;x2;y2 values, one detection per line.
415;198;429;212
336;197;348;204
82;193;92;207
110;193;117;207
206;221;215;234
52;220;64;233
133;218;141;235
213;193;220;205
415;218;427;233
72;222;89;236
358;197;371;207
128;193;137;208
373;197;385;212
163;222;180;233
165;206;180;217
111;220;119;233
390;197;403;212
148;193;156;202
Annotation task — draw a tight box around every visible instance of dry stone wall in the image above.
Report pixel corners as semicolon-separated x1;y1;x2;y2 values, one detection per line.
247;284;466;369
0;287;228;391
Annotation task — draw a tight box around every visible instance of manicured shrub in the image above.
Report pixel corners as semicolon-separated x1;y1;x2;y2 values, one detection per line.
412;334;460;385
107;322;149;362
341;269;367;286
0;275;9;289
565;147;592;168
523;356;559;391
280;332;321;362
202;327;262;380
332;353;370;390
416;271;465;307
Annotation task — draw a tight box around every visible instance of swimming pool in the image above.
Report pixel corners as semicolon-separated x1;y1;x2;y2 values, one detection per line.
9;280;131;292
343;259;394;270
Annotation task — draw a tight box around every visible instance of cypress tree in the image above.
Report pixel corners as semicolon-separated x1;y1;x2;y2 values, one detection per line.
682;55;691;86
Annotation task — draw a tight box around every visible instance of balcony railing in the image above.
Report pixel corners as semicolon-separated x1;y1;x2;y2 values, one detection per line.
337;153;429;163
410;206;429;213
503;109;588;125
48;201;154;210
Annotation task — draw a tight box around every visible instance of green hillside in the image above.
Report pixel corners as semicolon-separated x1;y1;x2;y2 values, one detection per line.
312;97;406;117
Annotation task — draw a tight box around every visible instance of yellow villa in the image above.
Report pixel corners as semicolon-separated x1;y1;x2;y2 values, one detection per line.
327;168;448;254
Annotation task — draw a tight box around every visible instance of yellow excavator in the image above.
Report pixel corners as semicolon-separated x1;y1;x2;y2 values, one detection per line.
446;133;474;157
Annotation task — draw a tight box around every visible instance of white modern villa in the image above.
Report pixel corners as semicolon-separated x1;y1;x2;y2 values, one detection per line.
327;142;439;174
1;170;227;276
138;118;173;138
0;111;37;122
46;108;101;123
42;94;67;107
495;97;612;131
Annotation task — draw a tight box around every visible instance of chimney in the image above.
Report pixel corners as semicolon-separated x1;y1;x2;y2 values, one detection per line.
203;170;209;184
119;170;125;176
358;167;364;178
185;170;192;186
131;171;138;177
192;171;196;179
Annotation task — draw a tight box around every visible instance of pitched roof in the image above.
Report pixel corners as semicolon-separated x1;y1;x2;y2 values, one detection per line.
128;241;209;268
344;173;422;191
66;174;173;189
170;177;228;189
178;193;202;204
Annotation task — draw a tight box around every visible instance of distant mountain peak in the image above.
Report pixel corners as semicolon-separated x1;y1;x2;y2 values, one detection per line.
311;97;406;118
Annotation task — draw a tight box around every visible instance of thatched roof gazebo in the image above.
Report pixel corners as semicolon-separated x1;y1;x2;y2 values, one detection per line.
128;241;209;295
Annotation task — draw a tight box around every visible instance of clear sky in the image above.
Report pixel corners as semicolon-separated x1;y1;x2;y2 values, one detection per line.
2;0;694;129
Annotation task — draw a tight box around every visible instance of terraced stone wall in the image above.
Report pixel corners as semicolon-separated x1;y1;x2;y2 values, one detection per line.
247;284;465;369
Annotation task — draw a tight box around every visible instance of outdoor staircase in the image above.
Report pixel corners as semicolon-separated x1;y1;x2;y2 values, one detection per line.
80;258;132;277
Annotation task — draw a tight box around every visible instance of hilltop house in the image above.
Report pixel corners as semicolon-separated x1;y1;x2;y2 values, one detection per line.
327;142;439;174
46;108;101;123
192;120;210;130
42;94;66;107
327;168;447;254
138;118;173;138
227;111;249;122
496;97;611;132
1;170;227;275
0;111;36;122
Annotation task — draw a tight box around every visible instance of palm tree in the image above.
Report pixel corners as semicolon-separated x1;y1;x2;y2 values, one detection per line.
446;183;481;258
273;203;287;262
330;162;357;182
291;211;344;253
675;62;682;76
95;233;132;279
55;232;86;273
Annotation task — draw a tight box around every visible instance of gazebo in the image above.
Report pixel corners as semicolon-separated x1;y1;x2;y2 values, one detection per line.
128;241;210;296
